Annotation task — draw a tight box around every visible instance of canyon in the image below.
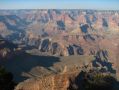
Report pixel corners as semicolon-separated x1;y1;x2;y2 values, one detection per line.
0;9;119;90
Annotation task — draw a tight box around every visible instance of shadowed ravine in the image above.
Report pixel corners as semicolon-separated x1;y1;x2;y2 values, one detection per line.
2;53;60;82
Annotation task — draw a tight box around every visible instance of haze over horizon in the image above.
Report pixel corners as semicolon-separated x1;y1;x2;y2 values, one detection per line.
0;0;119;10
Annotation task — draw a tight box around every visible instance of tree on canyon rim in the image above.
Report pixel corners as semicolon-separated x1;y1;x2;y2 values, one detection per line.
0;66;16;90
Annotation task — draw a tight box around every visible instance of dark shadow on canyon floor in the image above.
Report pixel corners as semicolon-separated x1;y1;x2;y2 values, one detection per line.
1;53;60;82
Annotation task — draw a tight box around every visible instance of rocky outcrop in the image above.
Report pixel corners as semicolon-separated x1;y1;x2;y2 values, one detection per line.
15;60;93;90
15;71;79;90
15;53;116;90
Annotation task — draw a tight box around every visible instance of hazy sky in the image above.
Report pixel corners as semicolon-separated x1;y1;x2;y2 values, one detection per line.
0;0;119;10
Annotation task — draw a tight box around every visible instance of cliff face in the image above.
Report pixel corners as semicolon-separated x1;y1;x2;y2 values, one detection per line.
15;71;79;90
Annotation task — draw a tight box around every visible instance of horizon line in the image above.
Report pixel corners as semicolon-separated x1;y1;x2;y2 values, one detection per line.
0;8;119;11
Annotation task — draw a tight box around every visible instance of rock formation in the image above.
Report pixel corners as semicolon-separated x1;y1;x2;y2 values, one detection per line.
0;9;119;90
